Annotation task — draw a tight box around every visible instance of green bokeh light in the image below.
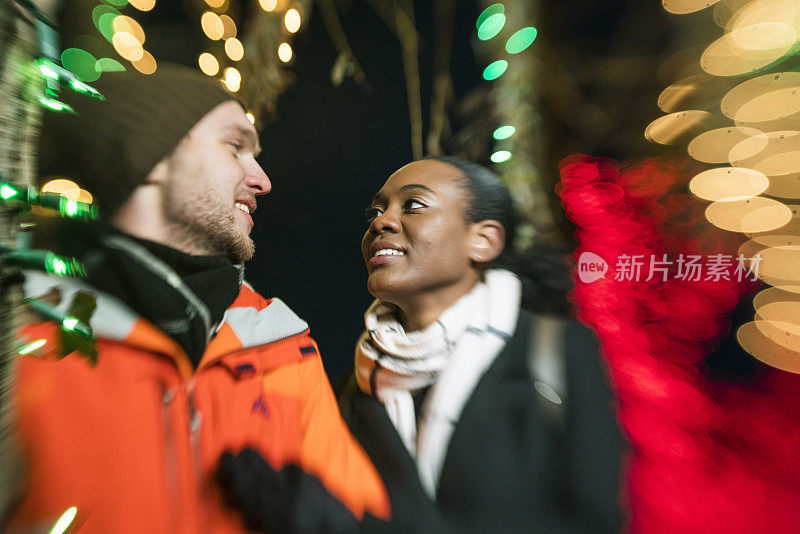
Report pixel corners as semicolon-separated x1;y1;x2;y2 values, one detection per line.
482;60;508;81
476;4;504;30
96;58;126;74
92;5;120;41
477;13;506;41
0;184;19;200
61;48;99;82
506;27;537;54
490;150;512;163
18;339;47;355
49;506;77;534
38;97;75;113
493;126;515;140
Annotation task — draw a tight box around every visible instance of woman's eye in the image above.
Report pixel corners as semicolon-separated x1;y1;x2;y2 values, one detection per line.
404;199;425;211
365;206;383;222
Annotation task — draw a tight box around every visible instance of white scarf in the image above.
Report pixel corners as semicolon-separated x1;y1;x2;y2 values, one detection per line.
355;269;521;497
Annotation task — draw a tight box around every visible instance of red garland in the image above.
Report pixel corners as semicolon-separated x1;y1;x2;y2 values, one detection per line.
558;156;800;533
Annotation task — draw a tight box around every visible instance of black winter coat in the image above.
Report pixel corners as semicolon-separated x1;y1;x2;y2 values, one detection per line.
337;309;623;534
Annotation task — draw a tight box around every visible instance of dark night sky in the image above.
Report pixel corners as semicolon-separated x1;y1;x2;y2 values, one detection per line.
245;1;484;380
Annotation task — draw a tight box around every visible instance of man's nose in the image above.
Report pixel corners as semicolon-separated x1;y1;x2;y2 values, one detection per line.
247;165;271;195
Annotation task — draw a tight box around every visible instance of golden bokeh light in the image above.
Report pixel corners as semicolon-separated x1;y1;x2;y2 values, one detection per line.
76;189;93;204
224;67;241;92
112;32;144;61
726;0;800;32
750;244;800;285
205;0;226;7
722;72;800;120
746;205;800;242
735;86;800;127
729;131;800;178
689;167;769;201
657;75;720;113
688;126;761;163
246;112;255;124
132;49;157;74
128;0;156;11
225;37;244;61
113;16;145;44
220;14;237;38
644;110;712;145
41;179;80;198
738;321;800;374
201;11;224;41
284;9;301;33
259;0;278;11
700;23;797;77
662;0;723;15
198;52;219;76
278;42;292;62
705;196;792;232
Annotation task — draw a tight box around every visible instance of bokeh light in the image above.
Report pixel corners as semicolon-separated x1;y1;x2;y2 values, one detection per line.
225;37;244;61
128;0;155;11
220;14;237;38
662;0;723;14
112;32;144;61
259;0;277;11
687;126;762;163
644;110;712;145
224;67;241;92
476;4;504;29
689;167;769;201
705;196;792;232
505;27;537;53
96;57;126;73
198;53;219;76
285;9;301;33
205;0;226;7
246;112;255;124
278;42;292;62
490;150;512;163
493;125;516;140
113;15;145;44
49;507;78;534
477;13;505;41
41;179;80;199
201;11;224;40
132;50;157;74
61;48;99;82
92;5;121;42
483;60;508;81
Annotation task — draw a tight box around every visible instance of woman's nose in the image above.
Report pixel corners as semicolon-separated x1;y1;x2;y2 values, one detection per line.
370;210;401;234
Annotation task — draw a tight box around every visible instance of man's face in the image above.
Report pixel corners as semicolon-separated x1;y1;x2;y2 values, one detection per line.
160;100;270;262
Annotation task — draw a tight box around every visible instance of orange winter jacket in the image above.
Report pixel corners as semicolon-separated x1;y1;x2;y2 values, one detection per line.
10;273;389;534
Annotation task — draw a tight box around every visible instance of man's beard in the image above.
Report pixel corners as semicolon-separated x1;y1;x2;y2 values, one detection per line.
161;185;255;263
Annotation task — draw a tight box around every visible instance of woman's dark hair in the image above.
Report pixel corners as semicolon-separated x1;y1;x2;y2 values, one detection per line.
427;156;517;254
427;156;572;316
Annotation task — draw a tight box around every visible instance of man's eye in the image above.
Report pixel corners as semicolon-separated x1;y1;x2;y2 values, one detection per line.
365;206;383;222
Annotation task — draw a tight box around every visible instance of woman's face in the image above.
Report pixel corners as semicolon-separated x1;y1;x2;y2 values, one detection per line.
361;160;479;304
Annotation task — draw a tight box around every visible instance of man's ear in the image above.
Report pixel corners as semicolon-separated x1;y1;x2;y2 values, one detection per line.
467;220;505;264
145;158;169;185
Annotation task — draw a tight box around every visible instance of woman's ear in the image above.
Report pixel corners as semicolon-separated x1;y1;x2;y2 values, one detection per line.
468;220;505;264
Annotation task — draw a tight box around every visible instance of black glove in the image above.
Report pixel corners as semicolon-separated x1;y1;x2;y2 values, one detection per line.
217;448;359;534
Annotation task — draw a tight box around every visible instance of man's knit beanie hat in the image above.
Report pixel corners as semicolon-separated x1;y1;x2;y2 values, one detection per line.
39;63;236;216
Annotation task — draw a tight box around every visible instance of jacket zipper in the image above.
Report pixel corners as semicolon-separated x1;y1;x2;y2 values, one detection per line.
187;379;204;533
161;384;181;531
